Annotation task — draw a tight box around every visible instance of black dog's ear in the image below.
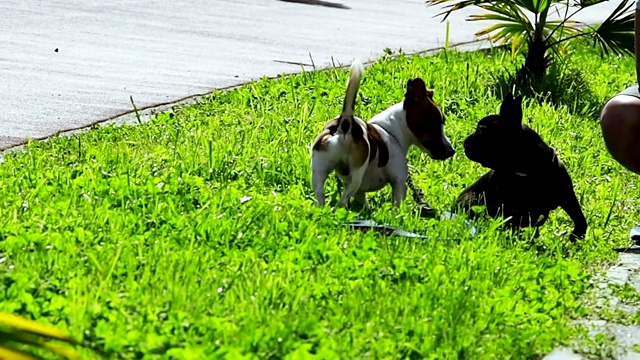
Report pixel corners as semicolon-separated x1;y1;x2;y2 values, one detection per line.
405;78;427;103
499;92;514;116
513;94;523;108
499;92;523;126
512;94;523;125
426;88;434;99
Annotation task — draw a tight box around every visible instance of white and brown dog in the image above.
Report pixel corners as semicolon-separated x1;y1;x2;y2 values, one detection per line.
311;59;455;209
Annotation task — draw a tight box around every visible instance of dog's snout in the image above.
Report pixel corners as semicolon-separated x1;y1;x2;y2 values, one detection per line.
463;137;471;150
445;146;455;158
428;135;456;160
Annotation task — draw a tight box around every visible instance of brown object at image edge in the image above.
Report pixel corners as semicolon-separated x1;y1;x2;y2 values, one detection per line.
598;8;640;176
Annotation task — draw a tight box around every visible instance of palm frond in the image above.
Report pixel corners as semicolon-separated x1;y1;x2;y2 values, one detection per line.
425;0;636;83
425;0;499;21
0;313;75;342
544;19;582;28
510;33;529;59
474;22;532;44
590;0;635;57
478;2;534;26
511;0;552;14
0;312;91;360
468;13;523;24
0;346;38;360
543;19;583;42
469;4;533;44
574;0;609;8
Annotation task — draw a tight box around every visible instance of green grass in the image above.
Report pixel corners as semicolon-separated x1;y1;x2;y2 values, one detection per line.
609;283;640;304
1;43;639;359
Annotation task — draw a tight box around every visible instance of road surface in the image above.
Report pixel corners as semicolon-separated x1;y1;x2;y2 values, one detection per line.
0;0;624;150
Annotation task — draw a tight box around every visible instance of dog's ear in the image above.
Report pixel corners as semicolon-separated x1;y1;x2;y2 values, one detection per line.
511;94;523;125
426;88;434;100
405;78;427;103
499;92;523;126
499;92;514;116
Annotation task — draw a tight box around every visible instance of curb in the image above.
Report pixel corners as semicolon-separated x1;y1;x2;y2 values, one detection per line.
0;37;494;162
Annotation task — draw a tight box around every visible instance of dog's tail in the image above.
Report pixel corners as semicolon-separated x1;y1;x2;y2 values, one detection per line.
340;59;365;119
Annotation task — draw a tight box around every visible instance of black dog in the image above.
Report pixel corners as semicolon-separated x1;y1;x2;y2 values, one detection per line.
455;93;587;242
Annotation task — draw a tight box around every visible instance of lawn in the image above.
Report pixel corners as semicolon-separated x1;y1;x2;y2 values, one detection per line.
1;43;640;359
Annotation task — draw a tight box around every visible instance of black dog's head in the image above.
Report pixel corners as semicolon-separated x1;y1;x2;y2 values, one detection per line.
463;93;555;173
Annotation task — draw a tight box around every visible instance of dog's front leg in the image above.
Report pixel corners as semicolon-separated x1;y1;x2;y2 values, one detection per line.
391;180;408;208
455;172;492;219
559;185;588;242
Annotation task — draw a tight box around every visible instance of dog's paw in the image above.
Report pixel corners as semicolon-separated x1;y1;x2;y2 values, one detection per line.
415;203;438;219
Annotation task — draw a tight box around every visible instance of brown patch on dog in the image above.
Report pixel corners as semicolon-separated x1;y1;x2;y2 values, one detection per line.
350;120;370;168
349;120;390;169
365;123;389;167
403;78;445;150
312;116;388;173
312;117;339;152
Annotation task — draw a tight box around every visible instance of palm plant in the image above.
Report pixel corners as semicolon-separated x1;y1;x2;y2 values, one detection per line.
0;312;98;359
425;0;635;84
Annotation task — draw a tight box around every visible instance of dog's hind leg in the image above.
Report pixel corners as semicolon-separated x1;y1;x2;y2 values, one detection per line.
391;178;408;208
311;153;334;207
340;165;367;208
352;191;369;209
312;171;328;207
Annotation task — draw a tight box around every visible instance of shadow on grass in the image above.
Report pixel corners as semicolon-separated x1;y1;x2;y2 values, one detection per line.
488;59;601;118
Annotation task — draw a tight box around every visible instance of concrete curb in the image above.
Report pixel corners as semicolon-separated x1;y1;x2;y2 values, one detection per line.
0;37;495;162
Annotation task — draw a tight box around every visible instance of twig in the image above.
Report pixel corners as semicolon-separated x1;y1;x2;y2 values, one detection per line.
130;96;142;125
273;59;314;67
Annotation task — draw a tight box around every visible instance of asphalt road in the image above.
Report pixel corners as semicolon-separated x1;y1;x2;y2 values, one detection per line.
0;0;623;150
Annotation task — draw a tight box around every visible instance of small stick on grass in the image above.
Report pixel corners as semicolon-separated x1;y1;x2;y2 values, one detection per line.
308;52;316;71
130;95;142;125
406;174;426;205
